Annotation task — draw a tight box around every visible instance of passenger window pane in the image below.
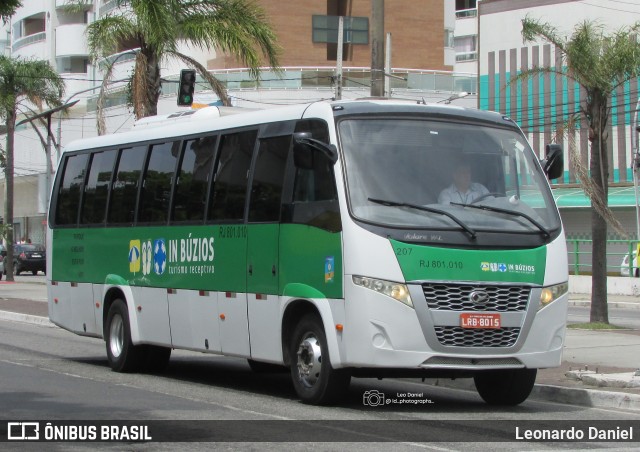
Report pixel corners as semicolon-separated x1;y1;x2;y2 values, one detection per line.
207;130;257;222
172;136;217;223
81;150;117;224
55;154;89;226
108;145;147;225
249;136;290;222
138;141;180;224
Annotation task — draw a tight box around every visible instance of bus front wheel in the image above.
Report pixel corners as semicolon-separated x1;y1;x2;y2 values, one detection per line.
289;314;350;405
105;299;145;372
474;368;537;406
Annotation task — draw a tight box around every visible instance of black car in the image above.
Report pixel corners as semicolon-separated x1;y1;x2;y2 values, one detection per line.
7;244;46;275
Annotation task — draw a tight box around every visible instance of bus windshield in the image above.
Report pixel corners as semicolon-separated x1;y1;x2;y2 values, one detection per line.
339;118;561;236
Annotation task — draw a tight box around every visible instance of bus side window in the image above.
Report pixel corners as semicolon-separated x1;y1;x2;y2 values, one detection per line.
55;153;89;226
107;145;147;225
207;130;257;223
80;149;117;225
138;141;180;224
248;135;290;223
172;135;217;223
286;119;341;232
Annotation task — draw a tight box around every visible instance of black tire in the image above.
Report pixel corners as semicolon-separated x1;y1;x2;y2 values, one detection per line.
474;368;537;406
247;359;287;373
289;314;350;405
32;270;38;276
144;345;171;373
105;299;146;372
14;262;20;276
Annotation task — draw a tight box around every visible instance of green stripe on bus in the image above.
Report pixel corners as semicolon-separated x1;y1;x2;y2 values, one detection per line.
391;239;546;284
52;223;343;298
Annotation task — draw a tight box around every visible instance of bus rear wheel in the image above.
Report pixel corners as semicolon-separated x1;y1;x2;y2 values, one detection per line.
105;299;145;372
474;368;537;406
289;314;350;405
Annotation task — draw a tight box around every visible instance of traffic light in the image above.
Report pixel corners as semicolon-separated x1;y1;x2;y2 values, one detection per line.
177;69;196;106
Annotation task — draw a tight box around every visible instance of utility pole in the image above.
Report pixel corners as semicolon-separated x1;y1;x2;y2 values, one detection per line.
370;0;385;97
335;15;344;100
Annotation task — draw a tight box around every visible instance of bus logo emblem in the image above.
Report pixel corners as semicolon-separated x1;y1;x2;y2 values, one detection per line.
154;239;167;275
129;240;141;273
141;240;152;275
325;256;335;283
469;290;489;305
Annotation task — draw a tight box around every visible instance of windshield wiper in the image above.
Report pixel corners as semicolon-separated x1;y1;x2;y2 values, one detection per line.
450;202;550;238
368;198;477;239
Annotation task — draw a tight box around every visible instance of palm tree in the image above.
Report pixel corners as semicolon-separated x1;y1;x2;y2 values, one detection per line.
520;18;640;323
75;0;280;126
0;56;65;282
0;0;21;22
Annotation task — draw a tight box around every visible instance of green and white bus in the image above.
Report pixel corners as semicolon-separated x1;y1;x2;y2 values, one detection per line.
47;100;568;406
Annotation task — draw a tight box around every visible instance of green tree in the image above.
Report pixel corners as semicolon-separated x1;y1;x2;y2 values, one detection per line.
0;0;21;22
75;0;280;128
520;18;640;323
0;56;64;281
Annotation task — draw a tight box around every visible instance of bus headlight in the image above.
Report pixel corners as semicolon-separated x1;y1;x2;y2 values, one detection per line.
539;282;568;310
353;276;413;308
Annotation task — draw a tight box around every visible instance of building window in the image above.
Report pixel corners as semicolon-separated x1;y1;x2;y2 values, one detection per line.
312;15;369;44
444;29;455;49
57;57;89;74
455;35;477;62
456;0;477;18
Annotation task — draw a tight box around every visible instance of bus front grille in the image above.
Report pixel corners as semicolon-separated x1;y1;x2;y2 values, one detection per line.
422;283;530;312
434;326;520;347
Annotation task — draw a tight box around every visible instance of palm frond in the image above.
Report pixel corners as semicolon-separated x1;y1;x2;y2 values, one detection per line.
554;116;626;237
177;0;281;79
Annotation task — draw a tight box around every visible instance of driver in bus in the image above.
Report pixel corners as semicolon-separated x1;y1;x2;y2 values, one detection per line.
438;159;489;205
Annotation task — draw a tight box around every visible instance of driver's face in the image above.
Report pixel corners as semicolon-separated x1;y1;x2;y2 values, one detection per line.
454;166;471;191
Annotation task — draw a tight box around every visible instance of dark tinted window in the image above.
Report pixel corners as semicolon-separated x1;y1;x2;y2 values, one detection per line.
108;145;147;225
172;136;217;223
55;153;89;225
81;150;117;224
289;119;341;232
207;130;257;222
138;141;180;224
249;136;290;222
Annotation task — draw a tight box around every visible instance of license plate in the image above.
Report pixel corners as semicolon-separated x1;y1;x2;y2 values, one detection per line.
31;254;42;258
460;313;501;329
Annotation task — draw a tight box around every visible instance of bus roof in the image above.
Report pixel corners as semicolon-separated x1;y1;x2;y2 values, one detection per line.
61;100;515;154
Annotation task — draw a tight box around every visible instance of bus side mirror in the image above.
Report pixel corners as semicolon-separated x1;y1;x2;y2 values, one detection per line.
293;132;338;169
542;144;563;180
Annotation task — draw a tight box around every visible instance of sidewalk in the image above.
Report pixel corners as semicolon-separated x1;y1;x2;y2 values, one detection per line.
1;283;639;410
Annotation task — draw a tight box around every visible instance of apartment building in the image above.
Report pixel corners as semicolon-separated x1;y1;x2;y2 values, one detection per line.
477;0;640;268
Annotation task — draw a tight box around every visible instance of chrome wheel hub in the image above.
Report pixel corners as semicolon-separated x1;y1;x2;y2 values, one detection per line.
109;314;124;358
296;334;322;388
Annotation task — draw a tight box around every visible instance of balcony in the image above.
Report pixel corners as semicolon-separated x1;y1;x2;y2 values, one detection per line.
12;32;46;52
55;24;89;57
56;0;93;7
455;8;477;19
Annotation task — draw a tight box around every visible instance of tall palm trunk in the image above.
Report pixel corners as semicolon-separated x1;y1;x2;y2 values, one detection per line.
3;110;15;281
137;49;161;119
588;91;609;323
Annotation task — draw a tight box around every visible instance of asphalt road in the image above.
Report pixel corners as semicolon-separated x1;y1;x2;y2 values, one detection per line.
1;319;639;450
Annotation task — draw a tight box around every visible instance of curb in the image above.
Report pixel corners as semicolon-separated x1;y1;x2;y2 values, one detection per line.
568;300;640;310
0;310;55;327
